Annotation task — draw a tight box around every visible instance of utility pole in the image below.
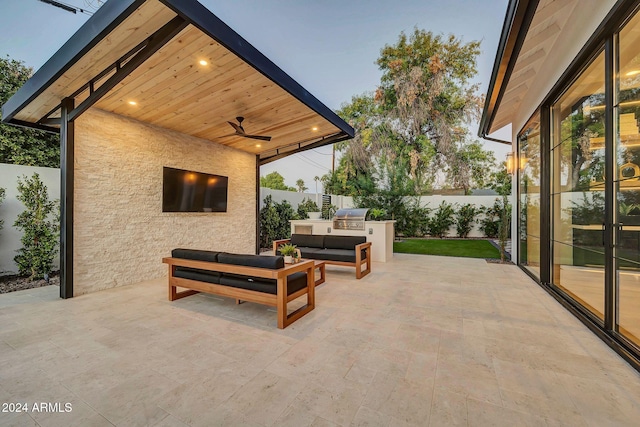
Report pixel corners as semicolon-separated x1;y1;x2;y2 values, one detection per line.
332;144;335;173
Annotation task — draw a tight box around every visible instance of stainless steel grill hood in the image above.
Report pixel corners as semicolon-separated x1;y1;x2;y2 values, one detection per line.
332;208;369;231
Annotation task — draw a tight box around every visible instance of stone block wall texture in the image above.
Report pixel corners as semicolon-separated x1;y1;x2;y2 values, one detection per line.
73;109;256;295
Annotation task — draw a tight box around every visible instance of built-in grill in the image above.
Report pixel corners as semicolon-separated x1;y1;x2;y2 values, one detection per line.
332;208;369;231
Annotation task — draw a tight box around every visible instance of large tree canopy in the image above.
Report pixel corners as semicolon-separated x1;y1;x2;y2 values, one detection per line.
330;29;496;196
260;171;296;191
0;56;60;167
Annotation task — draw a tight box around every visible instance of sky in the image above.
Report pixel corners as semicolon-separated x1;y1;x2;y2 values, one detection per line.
0;0;511;192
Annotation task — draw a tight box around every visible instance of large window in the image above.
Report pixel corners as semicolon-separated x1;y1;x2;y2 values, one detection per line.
551;51;606;321
518;115;541;278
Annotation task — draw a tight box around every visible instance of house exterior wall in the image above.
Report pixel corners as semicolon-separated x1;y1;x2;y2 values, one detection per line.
73;109;256;295
509;0;617;265
511;0;617;136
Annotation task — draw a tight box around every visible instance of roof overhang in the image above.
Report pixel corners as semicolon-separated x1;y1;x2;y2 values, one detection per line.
1;0;354;164
478;0;540;143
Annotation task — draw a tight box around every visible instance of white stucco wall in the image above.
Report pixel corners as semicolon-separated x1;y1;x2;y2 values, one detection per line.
73;109;256;295
0;163;60;275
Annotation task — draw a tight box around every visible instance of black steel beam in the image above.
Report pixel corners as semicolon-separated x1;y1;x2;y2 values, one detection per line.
158;0;354;140
68;16;188;122
59;97;74;299
5;118;60;134
1;0;146;123
259;132;351;165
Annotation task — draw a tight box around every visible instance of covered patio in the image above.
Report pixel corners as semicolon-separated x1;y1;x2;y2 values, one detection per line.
2;255;640;426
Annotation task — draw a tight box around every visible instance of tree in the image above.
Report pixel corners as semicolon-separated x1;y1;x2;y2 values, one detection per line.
0;56;60;167
313;176;320;194
295;179;307;192
13;173;60;279
260;171;296;191
490;161;512;196
333;29;496;198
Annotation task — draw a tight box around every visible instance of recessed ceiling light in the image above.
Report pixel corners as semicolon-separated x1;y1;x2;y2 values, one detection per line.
199;60;208;66
128;101;137;105
626;70;640;76
312;126;318;131
256;144;261;148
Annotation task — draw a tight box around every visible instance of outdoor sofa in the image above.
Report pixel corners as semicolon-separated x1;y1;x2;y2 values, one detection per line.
273;234;372;279
162;249;314;328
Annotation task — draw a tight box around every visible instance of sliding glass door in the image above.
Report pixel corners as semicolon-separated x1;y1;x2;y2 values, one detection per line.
615;11;640;347
551;51;606;322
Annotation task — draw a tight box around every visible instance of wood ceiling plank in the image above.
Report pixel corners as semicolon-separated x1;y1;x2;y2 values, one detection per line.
16;0;176;122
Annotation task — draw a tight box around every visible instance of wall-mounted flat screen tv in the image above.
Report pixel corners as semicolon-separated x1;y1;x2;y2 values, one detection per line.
162;167;228;212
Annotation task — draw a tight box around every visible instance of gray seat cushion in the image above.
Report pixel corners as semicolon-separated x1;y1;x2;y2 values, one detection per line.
173;266;221;284
312;248;358;263
323;235;366;250
291;234;325;248
217;253;284;269
220;272;308;295
297;247;324;258
171;248;219;262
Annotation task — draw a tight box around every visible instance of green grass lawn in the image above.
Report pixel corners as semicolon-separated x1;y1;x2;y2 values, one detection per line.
393;238;501;259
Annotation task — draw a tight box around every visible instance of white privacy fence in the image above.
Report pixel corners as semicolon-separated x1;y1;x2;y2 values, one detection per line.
0;167;509;275
0;163;61;275
259;188;510;238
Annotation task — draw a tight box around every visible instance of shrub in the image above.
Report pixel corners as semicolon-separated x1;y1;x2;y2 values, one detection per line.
259;195;298;249
367;208;387;220
455;203;479;238
13;173;60;280
321;203;337;220
398;199;431;237
297;197;319;219
428;201;456;238
498;196;512;261
479;197;512;242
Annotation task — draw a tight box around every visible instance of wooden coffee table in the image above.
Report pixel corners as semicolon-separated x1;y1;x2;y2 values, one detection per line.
305;260;326;286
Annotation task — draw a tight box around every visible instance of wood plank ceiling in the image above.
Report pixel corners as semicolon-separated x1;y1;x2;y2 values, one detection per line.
490;0;579;133
11;0;343;158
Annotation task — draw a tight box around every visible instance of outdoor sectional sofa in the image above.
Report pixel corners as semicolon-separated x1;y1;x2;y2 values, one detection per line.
162;249;314;328
273;234;372;279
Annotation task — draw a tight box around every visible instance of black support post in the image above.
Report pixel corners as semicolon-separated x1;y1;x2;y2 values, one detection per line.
604;37;615;331
256;155;261;255
539;106;551;286
59;97;74;299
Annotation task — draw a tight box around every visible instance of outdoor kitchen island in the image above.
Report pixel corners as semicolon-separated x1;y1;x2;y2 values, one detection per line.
290;215;395;262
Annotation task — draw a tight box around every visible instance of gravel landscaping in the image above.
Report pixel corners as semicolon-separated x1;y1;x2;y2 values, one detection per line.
0;272;59;294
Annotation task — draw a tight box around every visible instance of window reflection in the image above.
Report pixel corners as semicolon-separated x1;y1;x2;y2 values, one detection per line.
616;10;640;347
518;115;541;278
551;51;606;321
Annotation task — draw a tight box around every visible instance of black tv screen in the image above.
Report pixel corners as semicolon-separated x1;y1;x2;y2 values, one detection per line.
162;167;228;212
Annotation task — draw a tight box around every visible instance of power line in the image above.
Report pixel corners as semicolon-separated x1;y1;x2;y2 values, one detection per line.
295;153;330;171
37;0;94;15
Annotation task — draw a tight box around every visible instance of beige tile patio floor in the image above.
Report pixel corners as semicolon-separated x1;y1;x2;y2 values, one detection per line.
1;253;640;426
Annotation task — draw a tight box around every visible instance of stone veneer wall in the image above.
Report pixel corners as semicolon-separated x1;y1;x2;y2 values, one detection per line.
73;109;256;295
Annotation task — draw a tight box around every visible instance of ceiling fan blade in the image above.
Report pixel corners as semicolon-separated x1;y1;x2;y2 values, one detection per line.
244;134;272;141
227;121;245;134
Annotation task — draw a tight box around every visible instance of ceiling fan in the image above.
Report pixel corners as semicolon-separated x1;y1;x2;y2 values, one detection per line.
221;116;272;141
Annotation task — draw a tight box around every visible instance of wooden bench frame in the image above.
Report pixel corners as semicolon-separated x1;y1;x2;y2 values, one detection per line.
162;257;315;329
273;239;372;279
